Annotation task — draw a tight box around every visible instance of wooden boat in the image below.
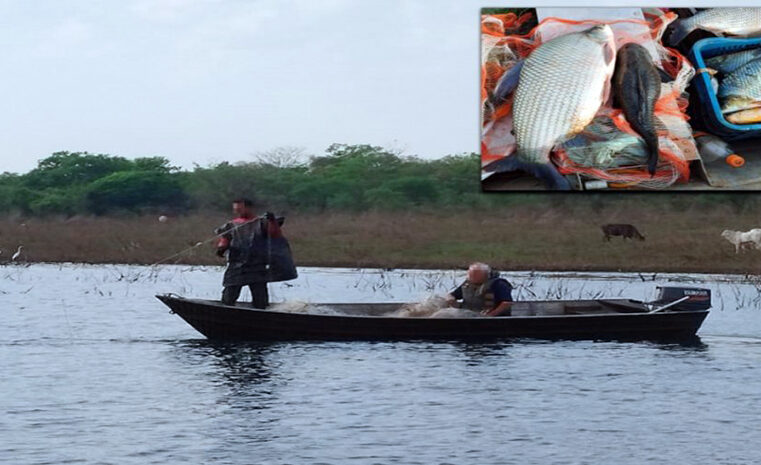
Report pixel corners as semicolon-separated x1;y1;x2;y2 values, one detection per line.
156;286;710;342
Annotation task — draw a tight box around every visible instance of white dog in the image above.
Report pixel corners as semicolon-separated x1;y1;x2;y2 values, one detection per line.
721;229;761;253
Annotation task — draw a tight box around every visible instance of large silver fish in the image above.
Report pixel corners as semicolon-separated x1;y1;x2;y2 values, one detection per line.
669;8;761;46
718;58;761;114
486;25;616;190
706;47;761;75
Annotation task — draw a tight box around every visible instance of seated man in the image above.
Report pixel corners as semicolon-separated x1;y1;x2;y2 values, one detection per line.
447;263;513;316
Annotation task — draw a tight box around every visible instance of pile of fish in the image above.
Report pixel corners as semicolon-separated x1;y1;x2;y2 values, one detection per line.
668;8;761;47
484;25;664;189
705;47;761;124
666;8;761;124
482;8;761;189
561;117;650;170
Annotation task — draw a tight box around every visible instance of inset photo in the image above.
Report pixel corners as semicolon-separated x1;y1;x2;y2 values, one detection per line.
480;7;761;191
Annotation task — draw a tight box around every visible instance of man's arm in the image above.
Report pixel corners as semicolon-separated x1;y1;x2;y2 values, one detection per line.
484;301;512;317
483;280;513;316
264;212;283;238
214;222;233;257
446;285;463;307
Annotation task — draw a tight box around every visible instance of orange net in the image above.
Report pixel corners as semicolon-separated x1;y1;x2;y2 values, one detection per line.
481;9;697;189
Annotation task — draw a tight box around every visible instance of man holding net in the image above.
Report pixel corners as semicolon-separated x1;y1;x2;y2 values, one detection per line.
215;198;297;308
447;263;513;316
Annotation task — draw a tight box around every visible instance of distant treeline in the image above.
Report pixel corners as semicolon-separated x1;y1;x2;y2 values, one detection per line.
0;145;498;215
0;144;755;216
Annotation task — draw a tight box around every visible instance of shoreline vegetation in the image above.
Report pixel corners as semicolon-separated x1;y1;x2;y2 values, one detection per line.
1;207;760;275
2;144;761;274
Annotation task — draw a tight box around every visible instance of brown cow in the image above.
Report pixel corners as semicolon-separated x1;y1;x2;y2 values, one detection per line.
602;224;645;241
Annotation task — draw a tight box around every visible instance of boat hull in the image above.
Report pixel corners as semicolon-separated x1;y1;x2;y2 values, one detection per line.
157;295;709;342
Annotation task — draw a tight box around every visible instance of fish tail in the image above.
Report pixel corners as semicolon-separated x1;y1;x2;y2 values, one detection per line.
645;138;659;176
534;163;572;190
668;20;694;46
491;60;524;105
484;155;571;190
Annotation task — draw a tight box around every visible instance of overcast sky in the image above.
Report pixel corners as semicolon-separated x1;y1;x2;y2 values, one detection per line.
0;1;729;173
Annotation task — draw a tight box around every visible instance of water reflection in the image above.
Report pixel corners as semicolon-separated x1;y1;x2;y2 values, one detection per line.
173;340;284;387
647;336;708;352
452;341;514;365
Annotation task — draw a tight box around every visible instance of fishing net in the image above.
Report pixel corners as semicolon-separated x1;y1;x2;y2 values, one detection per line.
481;9;697;189
387;295;479;318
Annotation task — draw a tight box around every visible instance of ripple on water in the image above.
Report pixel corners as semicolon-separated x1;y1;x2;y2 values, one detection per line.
1;264;761;464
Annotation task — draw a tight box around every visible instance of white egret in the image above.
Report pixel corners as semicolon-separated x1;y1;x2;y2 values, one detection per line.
12;246;23;261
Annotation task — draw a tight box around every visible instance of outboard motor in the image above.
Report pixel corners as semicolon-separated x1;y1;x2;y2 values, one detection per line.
651;286;711;311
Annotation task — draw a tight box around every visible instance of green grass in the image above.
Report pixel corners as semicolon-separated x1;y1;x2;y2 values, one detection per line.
1;206;760;275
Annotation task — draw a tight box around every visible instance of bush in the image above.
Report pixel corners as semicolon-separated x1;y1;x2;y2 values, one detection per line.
365;186;407;210
86;171;188;214
29;188;85;215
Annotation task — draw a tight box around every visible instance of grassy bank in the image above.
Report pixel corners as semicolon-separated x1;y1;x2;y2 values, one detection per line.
1;202;759;274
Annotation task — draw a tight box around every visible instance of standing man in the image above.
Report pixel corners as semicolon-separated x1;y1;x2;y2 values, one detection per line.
447;263;513;316
215;198;297;308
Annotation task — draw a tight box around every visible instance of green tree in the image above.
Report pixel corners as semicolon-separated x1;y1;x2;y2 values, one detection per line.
365;186;407;210
24;151;132;189
86;171;188;214
132;157;177;173
384;176;440;205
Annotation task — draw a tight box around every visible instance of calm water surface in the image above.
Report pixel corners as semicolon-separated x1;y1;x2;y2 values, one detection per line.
1;264;760;464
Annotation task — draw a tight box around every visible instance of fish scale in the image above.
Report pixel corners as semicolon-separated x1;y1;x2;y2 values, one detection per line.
706;47;761;75
513;25;616;164
718;58;761;114
670;8;761;45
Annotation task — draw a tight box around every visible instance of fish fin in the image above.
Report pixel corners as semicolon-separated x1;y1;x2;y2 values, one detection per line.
491;60;524;104
667;20;693;46
603;41;616;66
603;45;615;106
482;156;571;190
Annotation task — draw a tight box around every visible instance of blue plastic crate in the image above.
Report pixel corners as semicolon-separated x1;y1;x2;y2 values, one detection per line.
689;37;761;140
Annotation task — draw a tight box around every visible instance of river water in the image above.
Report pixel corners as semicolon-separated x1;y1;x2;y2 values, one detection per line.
1;264;760;464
